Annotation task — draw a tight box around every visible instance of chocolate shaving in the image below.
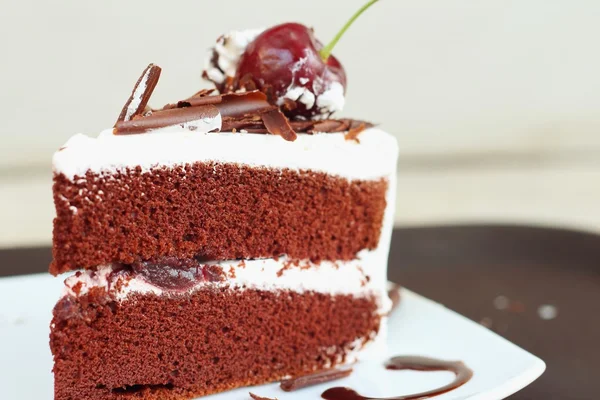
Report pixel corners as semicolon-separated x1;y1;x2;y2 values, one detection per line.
190;88;215;98
238;73;258;92
115;64;161;125
219;117;371;136
291;119;373;134
388;284;402;313
112;64;370;140
178;94;223;108
249;393;277;400
215;91;274;118
345;122;367;142
114;105;219;135
288;120;317;132
280;97;298;113
221;117;264;132
262;109;297;142
162;89;219;110
280;368;353;392
311;120;350;134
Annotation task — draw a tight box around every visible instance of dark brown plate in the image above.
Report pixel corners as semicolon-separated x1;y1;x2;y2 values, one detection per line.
388;225;600;400
1;224;598;399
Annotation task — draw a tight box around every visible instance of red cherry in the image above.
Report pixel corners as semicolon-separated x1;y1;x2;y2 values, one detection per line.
236;23;346;119
234;0;380;119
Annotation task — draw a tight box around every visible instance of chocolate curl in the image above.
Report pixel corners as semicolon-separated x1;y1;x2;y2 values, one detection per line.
221;117;264;132
388;283;402;313
115;64;161;125
189;88;216;98
344;122;367;142
311;119;350;134
114;105;219;135
180;94;223;108
289;119;372;135
262;109;297;142
215;91;297;141
215;91;274;118
280;368;353;392
163;89;221;110
249;393;277;400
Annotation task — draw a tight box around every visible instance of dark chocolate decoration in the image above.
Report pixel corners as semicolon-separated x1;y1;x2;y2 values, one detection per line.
295;119;373;134
281;368;353;392
114;104;220;134
179;94;223;108
221;117;265;132
112;64;372;140
162;89;218;110
249;392;277;400
388;284;401;313
345;122;367;142
216;118;372;135
321;356;473;400
312;119;350;133
262;108;297;142
190;88;216;98
115;64;161;125
131;256;225;291
215;91;274;118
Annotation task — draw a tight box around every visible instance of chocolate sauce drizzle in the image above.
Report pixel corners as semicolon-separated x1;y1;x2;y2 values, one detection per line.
281;368;354;392
321;356;473;400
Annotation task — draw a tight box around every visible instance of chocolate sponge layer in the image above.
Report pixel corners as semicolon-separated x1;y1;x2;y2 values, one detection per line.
51;162;387;274
51;286;380;400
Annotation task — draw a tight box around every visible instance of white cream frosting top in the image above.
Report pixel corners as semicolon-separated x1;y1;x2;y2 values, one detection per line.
53;127;398;182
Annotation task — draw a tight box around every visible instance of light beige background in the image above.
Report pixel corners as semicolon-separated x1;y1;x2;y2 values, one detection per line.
1;0;600;247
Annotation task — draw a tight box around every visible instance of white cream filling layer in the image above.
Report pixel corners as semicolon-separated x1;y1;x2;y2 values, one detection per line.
62;254;391;314
54;127;398;182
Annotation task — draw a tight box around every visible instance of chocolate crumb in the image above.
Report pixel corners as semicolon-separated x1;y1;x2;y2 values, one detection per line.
280;368;353;392
249;392;277;400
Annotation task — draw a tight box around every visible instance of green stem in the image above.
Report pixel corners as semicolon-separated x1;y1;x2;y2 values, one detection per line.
320;0;380;61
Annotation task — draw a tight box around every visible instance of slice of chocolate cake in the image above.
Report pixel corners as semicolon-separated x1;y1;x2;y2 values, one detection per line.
50;7;397;400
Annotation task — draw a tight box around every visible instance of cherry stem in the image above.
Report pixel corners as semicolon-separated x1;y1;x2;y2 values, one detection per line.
320;0;380;62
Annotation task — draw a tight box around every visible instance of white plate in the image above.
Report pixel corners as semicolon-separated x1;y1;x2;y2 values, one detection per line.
0;274;545;400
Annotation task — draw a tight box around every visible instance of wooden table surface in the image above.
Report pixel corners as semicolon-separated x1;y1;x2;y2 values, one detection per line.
1;224;598;400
